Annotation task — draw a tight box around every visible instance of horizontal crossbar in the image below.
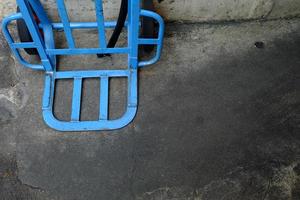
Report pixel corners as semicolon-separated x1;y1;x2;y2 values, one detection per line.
138;38;160;45
40;21;132;32
11;42;36;48
46;48;130;55
55;70;130;79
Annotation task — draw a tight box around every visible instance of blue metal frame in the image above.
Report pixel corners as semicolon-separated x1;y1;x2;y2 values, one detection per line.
2;0;164;131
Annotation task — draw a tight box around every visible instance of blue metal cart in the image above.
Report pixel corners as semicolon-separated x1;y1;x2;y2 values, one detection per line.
2;0;164;131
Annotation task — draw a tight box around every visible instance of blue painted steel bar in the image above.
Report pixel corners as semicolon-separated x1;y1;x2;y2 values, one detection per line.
71;77;83;121
56;0;75;48
28;0;51;25
100;76;109;120
2;11;45;70
128;70;138;108
42;74;52;110
11;42;37;48
28;0;57;66
14;51;44;70
138;38;159;45
43;108;137;131
126;0;138;116
2;13;23;42
138;9;165;67
128;0;140;69
49;21;129;30
16;0;53;71
56;70;129;79
3;34;42;70
95;0;107;48
17;0;44;44
46;48;130;55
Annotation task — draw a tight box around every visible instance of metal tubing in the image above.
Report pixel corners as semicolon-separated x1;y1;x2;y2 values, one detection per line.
100;76;109;120
95;0;107;48
16;0;53;71
71;77;83;122
46;47;130;55
138;9;165;67
55;70;129;79
56;0;75;48
49;21;128;29
128;0;140;69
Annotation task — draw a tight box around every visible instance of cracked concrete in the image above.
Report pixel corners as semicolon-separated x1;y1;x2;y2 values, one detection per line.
0;8;300;200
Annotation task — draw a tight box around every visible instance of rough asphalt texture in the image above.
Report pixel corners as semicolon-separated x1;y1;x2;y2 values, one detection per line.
0;19;300;199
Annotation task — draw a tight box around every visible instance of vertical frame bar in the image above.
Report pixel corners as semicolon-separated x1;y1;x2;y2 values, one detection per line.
128;0;140;69
28;0;57;66
71;77;83;121
95;0;107;48
28;0;51;25
127;0;139;116
99;76;109;120
128;70;138;108
16;0;53;71
56;0;75;48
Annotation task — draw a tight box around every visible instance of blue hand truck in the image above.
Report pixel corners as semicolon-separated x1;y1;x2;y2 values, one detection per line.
2;0;164;131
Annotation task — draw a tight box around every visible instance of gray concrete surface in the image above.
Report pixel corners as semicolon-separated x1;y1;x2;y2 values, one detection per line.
1;0;300;22
0;18;300;199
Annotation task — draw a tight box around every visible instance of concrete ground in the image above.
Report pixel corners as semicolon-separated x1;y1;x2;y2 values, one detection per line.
2;0;300;23
0;18;300;200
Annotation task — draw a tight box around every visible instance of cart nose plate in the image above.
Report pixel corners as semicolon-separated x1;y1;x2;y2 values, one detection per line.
42;69;138;131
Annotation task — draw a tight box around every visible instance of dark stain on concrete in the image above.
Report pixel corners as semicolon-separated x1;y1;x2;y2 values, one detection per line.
0;30;17;89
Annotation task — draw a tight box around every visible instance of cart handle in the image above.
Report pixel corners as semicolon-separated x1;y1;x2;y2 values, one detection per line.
138;9;165;67
2;13;44;70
